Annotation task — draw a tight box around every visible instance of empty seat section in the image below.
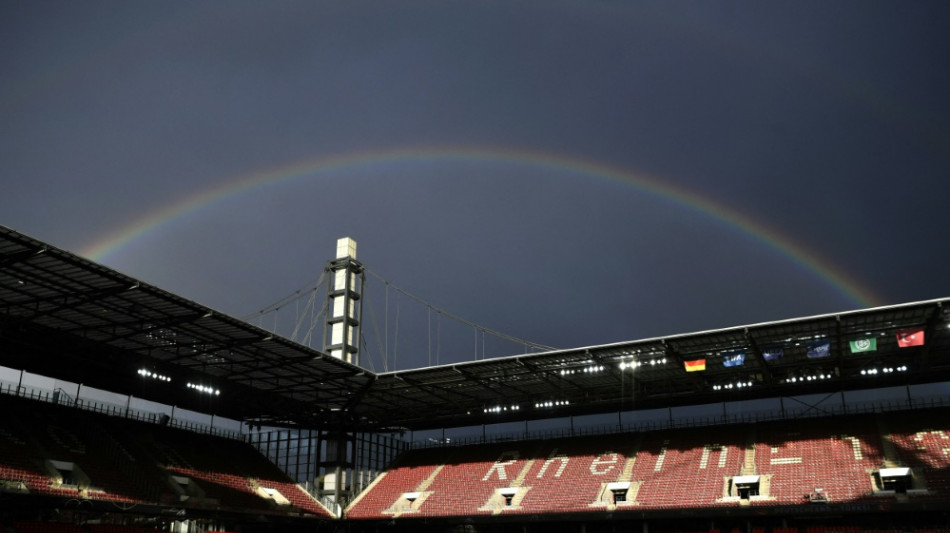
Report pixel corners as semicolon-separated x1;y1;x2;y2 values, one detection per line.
347;428;752;518
0;394;163;503
140;427;332;517
631;426;744;509
752;415;882;505
0;395;331;518
345;446;449;518
515;433;635;514
349;412;950;519
882;409;950;497
420;442;534;517
0;419;55;496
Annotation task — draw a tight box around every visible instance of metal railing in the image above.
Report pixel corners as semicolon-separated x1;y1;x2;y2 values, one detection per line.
6;378;948;467
0;380;243;440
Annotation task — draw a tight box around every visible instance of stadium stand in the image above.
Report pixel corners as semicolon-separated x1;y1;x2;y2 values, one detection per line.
751;415;884;505
4;227;950;532
630;426;745;509
882;410;950;497
7;394;949;531
0;393;332;523
345;408;950;520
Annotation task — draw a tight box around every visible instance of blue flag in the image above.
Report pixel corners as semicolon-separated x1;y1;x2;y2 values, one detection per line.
763;346;784;362
723;351;745;367
806;340;831;359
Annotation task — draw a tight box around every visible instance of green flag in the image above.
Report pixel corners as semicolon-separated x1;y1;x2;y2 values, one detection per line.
849;337;877;353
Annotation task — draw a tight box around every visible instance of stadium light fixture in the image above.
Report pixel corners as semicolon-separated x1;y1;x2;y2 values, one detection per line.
712;380;754;391
861;365;907;376
137;368;171;382
187;382;220;395
483;404;520;414
534;399;570;409
618;358;666;371
783;371;833;384
560;365;606;376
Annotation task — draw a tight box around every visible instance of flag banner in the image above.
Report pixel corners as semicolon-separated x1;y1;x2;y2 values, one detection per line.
896;328;925;348
849;337;877;353
684;359;706;372
806;340;831;359
762;346;784;362
723;351;746;367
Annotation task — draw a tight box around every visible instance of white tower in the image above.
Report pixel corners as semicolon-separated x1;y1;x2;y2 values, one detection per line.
324;237;363;366
321;238;365;509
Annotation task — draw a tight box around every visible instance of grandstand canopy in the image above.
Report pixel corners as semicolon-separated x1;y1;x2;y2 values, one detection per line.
2;225;949;431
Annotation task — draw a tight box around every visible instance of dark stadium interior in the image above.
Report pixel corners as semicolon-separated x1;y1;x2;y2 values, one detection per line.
2;226;950;532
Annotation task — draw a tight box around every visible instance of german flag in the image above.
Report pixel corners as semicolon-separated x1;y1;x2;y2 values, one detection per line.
684;358;706;372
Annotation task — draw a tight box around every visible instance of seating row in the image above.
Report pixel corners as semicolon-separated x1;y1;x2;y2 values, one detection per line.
346;409;950;519
0;395;332;518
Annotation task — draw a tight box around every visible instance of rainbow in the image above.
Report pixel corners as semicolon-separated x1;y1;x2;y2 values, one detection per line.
81;145;882;308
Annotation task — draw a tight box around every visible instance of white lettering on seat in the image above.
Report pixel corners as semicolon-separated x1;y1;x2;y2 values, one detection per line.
536;449;569;478
654;440;669;472
770;457;802;465
769;444;801;466
913;431;950;461
840;436;864;460
482;451;519;481
590;452;619;476
700;445;727;469
914;430;949;446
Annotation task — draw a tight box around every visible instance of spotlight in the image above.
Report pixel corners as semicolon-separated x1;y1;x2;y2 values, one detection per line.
138;368;171;382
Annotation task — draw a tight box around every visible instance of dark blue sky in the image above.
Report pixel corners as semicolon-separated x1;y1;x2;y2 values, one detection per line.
3;1;949;371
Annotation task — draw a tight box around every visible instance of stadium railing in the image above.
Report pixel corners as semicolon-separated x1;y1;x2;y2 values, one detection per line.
408;395;950;450
0;380;243;441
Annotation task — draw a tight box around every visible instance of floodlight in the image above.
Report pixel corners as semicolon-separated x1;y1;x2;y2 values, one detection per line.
138;368;171;382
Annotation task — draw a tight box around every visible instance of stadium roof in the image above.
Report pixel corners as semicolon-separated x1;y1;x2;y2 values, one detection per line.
2;225;949;431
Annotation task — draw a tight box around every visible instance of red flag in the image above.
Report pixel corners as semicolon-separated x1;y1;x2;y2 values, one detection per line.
896;328;925;348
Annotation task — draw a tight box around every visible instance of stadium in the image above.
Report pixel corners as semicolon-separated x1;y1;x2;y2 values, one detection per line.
1;225;949;533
